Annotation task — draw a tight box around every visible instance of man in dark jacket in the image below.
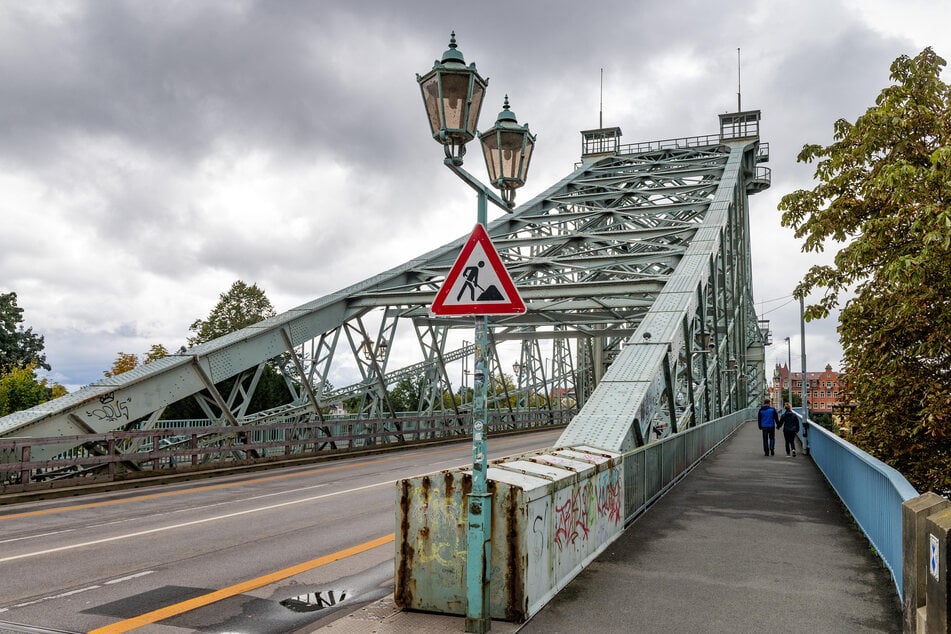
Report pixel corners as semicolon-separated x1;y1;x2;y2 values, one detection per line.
778;402;801;456
758;398;779;456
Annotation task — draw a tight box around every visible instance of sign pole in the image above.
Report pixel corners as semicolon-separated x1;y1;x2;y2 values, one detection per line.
430;179;523;633
465;190;492;633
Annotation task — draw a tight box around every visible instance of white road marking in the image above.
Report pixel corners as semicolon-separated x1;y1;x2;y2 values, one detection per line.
0;480;395;564
85;483;330;529
105;571;155;584
0;529;75;545
0;571;155;613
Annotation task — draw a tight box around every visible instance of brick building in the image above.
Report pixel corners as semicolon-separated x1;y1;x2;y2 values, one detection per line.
769;363;842;414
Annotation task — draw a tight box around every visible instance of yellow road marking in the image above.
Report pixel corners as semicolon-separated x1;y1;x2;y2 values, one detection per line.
87;533;395;633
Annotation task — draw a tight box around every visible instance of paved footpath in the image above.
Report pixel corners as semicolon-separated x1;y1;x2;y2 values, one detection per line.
315;421;902;633
521;421;902;633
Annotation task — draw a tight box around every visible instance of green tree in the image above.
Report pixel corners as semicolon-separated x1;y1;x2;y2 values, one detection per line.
811;412;837;434
175;281;287;417
50;382;68;400
104;352;139;378
246;367;293;414
187;281;276;346
0;364;65;416
104;345;169;378
779;48;951;492
0;292;48;374
388;376;424;413
144;344;169;364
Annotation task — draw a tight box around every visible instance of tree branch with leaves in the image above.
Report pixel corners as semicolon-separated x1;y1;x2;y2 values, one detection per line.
779;47;951;492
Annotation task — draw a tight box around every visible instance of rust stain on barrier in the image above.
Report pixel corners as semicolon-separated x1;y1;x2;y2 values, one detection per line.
395;478;415;609
444;469;456;499
504;487;526;622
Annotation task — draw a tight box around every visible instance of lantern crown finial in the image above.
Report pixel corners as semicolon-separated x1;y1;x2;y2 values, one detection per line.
496;95;518;124
441;31;465;65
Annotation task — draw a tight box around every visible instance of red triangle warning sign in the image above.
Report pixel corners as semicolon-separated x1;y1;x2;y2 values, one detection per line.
431;224;526;316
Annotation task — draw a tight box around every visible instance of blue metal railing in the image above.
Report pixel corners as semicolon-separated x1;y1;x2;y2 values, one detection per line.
803;418;918;597
622;408;753;523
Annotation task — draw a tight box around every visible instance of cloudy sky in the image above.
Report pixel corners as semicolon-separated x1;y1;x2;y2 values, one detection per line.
2;0;948;391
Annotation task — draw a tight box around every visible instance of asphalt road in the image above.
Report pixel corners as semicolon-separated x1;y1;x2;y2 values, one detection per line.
0;429;562;633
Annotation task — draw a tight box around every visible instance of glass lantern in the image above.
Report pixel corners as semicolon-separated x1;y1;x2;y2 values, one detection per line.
416;33;488;163
479;96;535;206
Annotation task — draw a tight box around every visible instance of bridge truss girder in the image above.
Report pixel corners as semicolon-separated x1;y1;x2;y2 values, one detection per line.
0;113;770;465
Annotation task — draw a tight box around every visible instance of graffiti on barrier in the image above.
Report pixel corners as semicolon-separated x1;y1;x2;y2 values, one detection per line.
531;502;549;559
597;467;622;525
553;482;593;552
414;499;466;568
86;392;132;423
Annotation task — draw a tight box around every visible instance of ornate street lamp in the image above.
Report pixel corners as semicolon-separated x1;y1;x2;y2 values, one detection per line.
480;96;535;206
417;32;488;164
416;33;536;634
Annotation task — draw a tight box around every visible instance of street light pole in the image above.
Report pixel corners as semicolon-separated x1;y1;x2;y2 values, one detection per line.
418;34;535;634
799;295;810;455
784;336;792;407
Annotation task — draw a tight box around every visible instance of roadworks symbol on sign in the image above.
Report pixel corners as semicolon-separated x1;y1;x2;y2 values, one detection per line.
431;223;526;316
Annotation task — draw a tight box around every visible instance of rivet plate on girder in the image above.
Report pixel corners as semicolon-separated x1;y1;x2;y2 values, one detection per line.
601;346;665;381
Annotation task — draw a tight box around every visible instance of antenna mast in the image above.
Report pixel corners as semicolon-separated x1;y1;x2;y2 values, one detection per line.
737;48;742;112
599;67;604;128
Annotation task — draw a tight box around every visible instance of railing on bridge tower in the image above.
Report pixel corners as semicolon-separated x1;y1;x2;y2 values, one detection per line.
580;126;622;159
2;109;771;489
719;109;761;140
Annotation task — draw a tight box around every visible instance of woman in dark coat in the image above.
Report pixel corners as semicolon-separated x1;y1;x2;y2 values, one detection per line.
778;402;800;457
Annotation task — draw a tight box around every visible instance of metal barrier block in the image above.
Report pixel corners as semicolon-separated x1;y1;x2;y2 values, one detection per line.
903;493;951;633
925;507;951;633
905;494;951;630
395;447;623;623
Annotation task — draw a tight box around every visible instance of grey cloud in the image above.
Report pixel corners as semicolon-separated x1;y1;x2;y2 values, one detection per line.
3;0;941;386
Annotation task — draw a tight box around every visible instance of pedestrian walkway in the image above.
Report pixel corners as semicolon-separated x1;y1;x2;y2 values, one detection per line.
317;421;902;633
521;421;902;633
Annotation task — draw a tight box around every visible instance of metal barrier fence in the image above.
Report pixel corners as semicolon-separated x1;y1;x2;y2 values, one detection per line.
803;420;919;597
0;408;573;491
623;408;753;523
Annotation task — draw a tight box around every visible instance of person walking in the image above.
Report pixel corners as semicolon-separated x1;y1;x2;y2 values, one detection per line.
778;402;800;457
758;398;779;456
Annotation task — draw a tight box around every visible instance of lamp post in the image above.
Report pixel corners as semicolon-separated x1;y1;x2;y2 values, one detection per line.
784;336;792;407
418;33;535;634
799;295;810;455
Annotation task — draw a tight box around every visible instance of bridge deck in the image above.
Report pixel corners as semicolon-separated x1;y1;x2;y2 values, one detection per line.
521;420;901;633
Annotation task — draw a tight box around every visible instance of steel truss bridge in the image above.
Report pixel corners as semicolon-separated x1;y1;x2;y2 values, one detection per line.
0;110;771;483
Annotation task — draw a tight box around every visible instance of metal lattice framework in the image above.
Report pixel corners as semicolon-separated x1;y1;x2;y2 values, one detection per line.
0;110;770;466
